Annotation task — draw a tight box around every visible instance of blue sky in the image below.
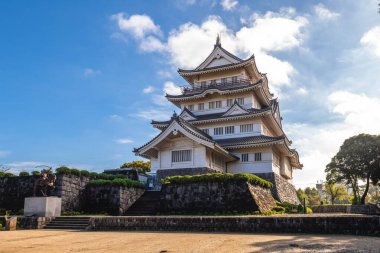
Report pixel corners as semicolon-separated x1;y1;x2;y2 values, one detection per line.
1;0;379;187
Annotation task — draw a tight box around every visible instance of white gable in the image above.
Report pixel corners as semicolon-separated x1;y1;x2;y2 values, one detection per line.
180;110;196;121
223;103;249;116
196;47;241;70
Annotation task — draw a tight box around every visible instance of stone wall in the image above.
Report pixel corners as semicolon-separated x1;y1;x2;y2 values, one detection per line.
312;205;380;215
156;168;218;182
17;216;54;229
88;215;380;236
84;185;145;215
160;181;276;213
0;174;90;212
0;176;37;211
51;174;90;211
255;172;300;204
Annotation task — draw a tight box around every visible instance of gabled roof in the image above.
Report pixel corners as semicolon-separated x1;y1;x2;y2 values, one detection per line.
222;100;249;116
151;106;271;127
216;135;285;149
179;107;197;121
135;114;237;161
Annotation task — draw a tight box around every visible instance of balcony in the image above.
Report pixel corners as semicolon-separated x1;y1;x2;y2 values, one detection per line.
181;78;252;96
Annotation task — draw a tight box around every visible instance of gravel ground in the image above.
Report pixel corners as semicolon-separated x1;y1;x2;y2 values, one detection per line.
0;230;379;253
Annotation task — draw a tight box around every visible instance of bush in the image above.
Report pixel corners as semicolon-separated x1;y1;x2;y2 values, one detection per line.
56;166;92;177
19;171;30;177
88;178;145;189
0;172;15;177
306;207;313;214
80;170;90;177
271;206;286;213
55;166;72;175
161;173;272;189
31;171;41;176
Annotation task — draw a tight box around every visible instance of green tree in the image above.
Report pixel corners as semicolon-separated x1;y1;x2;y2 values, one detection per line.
326;134;380;204
121;160;151;173
297;188;308;204
324;182;349;205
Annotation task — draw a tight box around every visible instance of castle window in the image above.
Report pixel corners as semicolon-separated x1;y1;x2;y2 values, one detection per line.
255;153;262;161
215;101;222;108
225;126;235;134
237;98;245;105
202;128;209;135
188;104;194;111
198;103;204;111
209;101;215;109
241;154;249;162
221;78;227;84
232;76;238;82
240;124;253;133
210;79;217;85
200;81;206;87
227;99;233;107
172;150;192;163
214;127;224;135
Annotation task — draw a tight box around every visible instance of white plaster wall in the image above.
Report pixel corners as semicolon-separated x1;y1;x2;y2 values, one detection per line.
197;118;263;139
280;156;292;179
154;137;208;170
227;147;279;174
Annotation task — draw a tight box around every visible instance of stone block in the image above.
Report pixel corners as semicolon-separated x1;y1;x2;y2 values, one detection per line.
24;197;61;217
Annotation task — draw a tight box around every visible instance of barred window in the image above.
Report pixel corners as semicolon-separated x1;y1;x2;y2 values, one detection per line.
200;81;206;87
209;101;215;109
215;101;222;108
255;153;262;161
210;79;217;85
188;104;194;111
227;99;233;107
221;78;227;84
198;103;204;111
214;127;224;135
241;154;249;162
172;150;192;163
225;126;235;134
232;76;238;82
237;98;245;105
202;128;209;135
240;124;253;133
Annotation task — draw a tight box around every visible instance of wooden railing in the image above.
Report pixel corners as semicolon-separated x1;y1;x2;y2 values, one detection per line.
180;79;252;95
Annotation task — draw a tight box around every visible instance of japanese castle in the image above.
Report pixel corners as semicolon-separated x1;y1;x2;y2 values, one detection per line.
135;36;302;183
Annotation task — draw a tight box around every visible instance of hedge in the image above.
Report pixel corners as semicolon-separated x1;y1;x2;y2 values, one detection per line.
0;172;15;178
87;178;145;189
161;173;273;189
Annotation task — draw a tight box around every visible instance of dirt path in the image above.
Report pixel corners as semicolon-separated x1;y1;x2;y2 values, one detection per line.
0;230;379;253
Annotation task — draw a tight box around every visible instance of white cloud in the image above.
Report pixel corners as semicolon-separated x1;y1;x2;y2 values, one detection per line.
84;68;101;77
221;0;238;11
314;4;340;20
110;114;124;121
116;138;133;144
360;26;380;58
135;109;174;121
290;91;380;188
6;161;48;168
164;81;182;95
143;86;155;94
139;36;166;52
0;150;10;158
152;94;170;107
296;87;308;95
111;13;161;39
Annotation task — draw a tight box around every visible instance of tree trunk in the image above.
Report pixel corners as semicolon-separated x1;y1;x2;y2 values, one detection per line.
360;172;371;204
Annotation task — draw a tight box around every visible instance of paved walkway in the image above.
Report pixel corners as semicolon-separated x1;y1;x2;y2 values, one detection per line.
0;230;379;253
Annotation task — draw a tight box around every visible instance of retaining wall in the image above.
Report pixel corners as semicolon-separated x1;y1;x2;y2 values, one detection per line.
160;181;275;213
88;215;380;236
84;186;145;215
312;205;380;215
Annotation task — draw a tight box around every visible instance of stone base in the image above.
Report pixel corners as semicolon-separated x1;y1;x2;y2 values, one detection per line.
24;197;62;217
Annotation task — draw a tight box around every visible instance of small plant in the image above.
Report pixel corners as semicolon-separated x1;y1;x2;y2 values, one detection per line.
31;170;41;176
271;206;286;213
19;171;29;177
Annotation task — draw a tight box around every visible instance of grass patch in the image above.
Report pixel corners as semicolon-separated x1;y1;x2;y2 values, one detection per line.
161;173;272;189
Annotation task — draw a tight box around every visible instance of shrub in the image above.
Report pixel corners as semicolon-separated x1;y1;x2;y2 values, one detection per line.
271;206;286;213
0;172;15;177
55;166;72;175
19;171;30;177
31;171;41;176
306;207;313;214
161;173;272;189
56;166;92;177
88;178;145;189
80;170;90;177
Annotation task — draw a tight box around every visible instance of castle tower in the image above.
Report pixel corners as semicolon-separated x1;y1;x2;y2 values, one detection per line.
134;37;302;188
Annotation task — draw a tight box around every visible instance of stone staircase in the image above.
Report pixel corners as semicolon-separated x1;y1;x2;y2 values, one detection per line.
44;217;91;230
125;191;160;216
